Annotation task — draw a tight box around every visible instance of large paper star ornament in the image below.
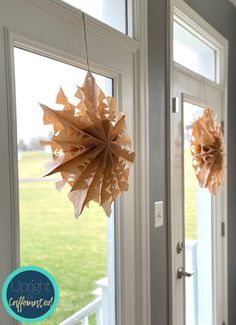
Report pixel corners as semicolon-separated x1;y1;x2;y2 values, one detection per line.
40;72;135;217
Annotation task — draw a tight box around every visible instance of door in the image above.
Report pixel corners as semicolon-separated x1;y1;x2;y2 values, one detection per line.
0;1;149;324
170;2;228;325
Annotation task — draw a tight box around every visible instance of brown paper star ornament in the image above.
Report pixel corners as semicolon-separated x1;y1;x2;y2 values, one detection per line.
40;72;135;217
191;108;224;195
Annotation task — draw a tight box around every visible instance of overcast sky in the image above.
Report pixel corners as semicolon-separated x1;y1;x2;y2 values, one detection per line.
14;48;110;144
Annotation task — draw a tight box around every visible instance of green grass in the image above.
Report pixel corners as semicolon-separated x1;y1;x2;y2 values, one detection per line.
18;151;50;179
19;151;107;324
18;149;198;324
184;149;198;240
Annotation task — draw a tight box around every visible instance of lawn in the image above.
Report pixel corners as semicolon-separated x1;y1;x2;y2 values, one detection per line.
184;148;198;240
18;149;198;324
18;151;107;324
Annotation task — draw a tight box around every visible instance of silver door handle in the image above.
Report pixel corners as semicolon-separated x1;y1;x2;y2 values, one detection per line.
177;267;196;279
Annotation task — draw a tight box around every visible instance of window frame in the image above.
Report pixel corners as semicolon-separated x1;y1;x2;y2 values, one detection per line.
168;1;228;324
0;1;150;324
173;3;226;86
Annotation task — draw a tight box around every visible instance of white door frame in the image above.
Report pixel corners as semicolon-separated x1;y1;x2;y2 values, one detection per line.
0;1;150;325
168;1;228;324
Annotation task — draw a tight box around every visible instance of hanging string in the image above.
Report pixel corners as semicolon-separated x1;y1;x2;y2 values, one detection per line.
82;12;90;72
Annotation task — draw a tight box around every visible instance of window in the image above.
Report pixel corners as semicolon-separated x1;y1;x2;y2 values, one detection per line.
15;48;115;324
173;21;217;82
0;0;149;324
183;102;213;325
61;0;128;34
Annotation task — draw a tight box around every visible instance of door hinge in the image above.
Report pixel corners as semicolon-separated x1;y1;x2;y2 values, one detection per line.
221;120;224;135
172;97;179;113
222;321;226;325
221;222;225;237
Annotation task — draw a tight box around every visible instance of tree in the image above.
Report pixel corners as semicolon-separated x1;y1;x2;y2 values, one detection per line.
18;139;28;151
28;137;43;151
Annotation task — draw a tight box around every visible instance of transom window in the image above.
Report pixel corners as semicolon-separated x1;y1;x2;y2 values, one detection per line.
61;0;128;34
173;20;218;82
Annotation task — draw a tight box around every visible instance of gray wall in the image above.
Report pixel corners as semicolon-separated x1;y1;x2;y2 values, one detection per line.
148;0;236;324
148;0;169;324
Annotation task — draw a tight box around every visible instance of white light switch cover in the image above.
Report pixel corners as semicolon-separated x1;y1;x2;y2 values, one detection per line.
154;201;164;227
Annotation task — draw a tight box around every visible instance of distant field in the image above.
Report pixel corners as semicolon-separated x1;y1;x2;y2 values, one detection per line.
18;151;107;324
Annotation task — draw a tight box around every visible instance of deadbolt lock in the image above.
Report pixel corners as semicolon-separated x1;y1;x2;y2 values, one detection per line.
176;241;184;254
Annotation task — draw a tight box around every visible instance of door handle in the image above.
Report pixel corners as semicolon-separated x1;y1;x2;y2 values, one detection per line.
177;267;196;279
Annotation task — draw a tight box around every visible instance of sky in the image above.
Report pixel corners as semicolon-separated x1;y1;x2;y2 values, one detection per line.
14;48;111;144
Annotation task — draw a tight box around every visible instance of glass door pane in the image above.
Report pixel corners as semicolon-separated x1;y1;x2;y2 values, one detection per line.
183;101;213;325
14;47;116;325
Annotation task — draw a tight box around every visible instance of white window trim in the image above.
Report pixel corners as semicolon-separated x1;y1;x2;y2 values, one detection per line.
168;1;228;324
0;1;150;324
173;0;227;87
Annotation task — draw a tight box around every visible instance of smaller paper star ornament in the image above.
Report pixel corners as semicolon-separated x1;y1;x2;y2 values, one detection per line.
40;72;135;217
191;108;224;195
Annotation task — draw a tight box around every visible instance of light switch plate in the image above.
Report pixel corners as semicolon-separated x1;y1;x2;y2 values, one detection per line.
154;201;164;227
